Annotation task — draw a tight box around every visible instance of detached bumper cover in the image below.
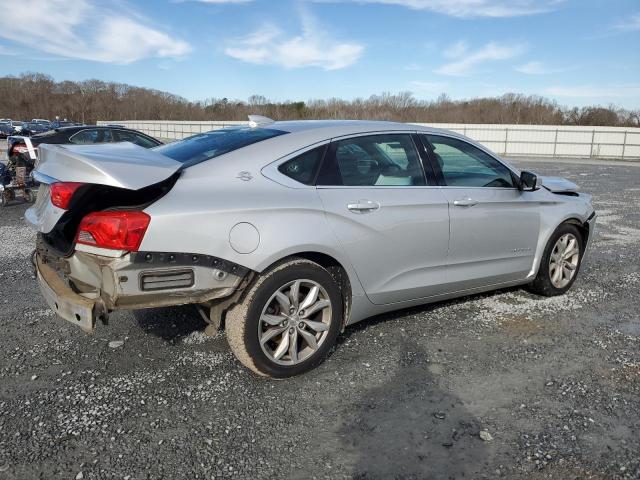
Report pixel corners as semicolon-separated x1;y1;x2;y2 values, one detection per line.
36;256;103;333
35;240;252;333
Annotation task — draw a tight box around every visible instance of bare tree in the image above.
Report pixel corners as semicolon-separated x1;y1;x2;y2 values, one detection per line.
0;72;637;127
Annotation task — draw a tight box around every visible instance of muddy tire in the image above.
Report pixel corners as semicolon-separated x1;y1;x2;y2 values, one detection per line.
225;258;343;378
528;223;584;297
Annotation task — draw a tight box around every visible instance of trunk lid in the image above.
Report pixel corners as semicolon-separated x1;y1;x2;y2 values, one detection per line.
35;142;181;190
26;142;181;253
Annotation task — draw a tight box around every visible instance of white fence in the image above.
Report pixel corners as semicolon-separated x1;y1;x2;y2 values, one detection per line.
97;120;640;160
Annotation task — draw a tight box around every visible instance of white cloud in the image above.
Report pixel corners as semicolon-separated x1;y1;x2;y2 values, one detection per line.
224;14;363;70
515;61;575;75
516;61;545;75
612;13;640;31
544;84;640;99
315;0;565;17
443;40;469;59
435;41;526;76
0;0;191;64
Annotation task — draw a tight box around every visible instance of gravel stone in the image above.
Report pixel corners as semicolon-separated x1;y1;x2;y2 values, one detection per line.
479;430;494;442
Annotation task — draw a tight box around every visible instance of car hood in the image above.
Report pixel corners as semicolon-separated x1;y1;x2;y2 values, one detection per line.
539;175;578;194
35;142;181;190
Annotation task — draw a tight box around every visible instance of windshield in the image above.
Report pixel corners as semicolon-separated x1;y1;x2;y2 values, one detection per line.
153;127;288;166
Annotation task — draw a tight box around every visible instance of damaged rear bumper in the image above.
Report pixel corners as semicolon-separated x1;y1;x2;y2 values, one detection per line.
36;237;251;333
36;256;104;333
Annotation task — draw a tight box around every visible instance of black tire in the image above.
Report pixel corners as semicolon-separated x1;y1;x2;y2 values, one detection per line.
1;191;10;207
528;223;584;297
226;258;343;378
23;189;34;203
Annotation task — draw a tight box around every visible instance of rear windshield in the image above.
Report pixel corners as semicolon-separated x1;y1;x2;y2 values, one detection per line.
154;127;288;167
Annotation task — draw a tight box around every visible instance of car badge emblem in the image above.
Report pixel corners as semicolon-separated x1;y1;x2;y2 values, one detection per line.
237;171;253;182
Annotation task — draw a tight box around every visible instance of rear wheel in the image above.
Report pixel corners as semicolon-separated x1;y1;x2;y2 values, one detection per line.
528;223;583;296
225;258;342;378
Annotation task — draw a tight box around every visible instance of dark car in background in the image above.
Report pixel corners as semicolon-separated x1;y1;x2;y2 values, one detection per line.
11;121;26;133
0;120;25;136
7;125;163;169
0;122;14;138
50;120;81;129
21;122;52;136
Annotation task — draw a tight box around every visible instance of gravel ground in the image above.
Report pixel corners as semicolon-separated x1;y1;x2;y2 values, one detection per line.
1;157;639;480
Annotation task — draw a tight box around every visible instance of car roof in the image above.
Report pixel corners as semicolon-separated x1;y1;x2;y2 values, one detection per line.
185;120;477;176
269;119;448;136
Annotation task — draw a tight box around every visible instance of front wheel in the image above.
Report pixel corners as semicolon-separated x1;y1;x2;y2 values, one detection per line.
225;258;343;378
528;223;583;296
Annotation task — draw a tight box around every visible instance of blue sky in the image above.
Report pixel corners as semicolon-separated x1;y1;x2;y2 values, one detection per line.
0;0;639;108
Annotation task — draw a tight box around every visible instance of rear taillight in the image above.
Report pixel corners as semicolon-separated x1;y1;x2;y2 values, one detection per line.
50;182;86;209
76;211;151;252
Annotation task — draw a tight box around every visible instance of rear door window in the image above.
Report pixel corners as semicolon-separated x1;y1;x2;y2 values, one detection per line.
317;134;426;186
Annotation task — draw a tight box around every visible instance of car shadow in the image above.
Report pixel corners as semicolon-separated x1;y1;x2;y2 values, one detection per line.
305;339;491;479
133;304;207;343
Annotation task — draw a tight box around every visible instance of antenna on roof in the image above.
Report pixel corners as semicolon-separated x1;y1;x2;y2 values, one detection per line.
248;115;275;128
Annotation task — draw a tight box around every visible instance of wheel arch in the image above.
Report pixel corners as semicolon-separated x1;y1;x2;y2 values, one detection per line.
563;217;590;248
258;251;354;328
529;215;592;280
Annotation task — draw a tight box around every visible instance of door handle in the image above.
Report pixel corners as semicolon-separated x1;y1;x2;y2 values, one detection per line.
453;197;479;207
347;200;380;213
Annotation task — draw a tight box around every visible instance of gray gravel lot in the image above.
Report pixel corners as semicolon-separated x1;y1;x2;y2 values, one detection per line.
1;157;639;480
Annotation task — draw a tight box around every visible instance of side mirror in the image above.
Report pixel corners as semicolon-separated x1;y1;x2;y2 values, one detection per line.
520;170;542;191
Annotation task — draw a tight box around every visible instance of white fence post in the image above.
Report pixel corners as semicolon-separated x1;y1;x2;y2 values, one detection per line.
622;131;628;160
504;128;509;156
590;130;596;158
553;129;558;157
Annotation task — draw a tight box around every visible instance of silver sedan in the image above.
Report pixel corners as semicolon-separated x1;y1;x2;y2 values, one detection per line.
27;118;596;377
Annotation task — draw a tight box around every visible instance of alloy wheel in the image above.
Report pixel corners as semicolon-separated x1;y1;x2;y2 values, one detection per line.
549;233;580;288
258;279;333;366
